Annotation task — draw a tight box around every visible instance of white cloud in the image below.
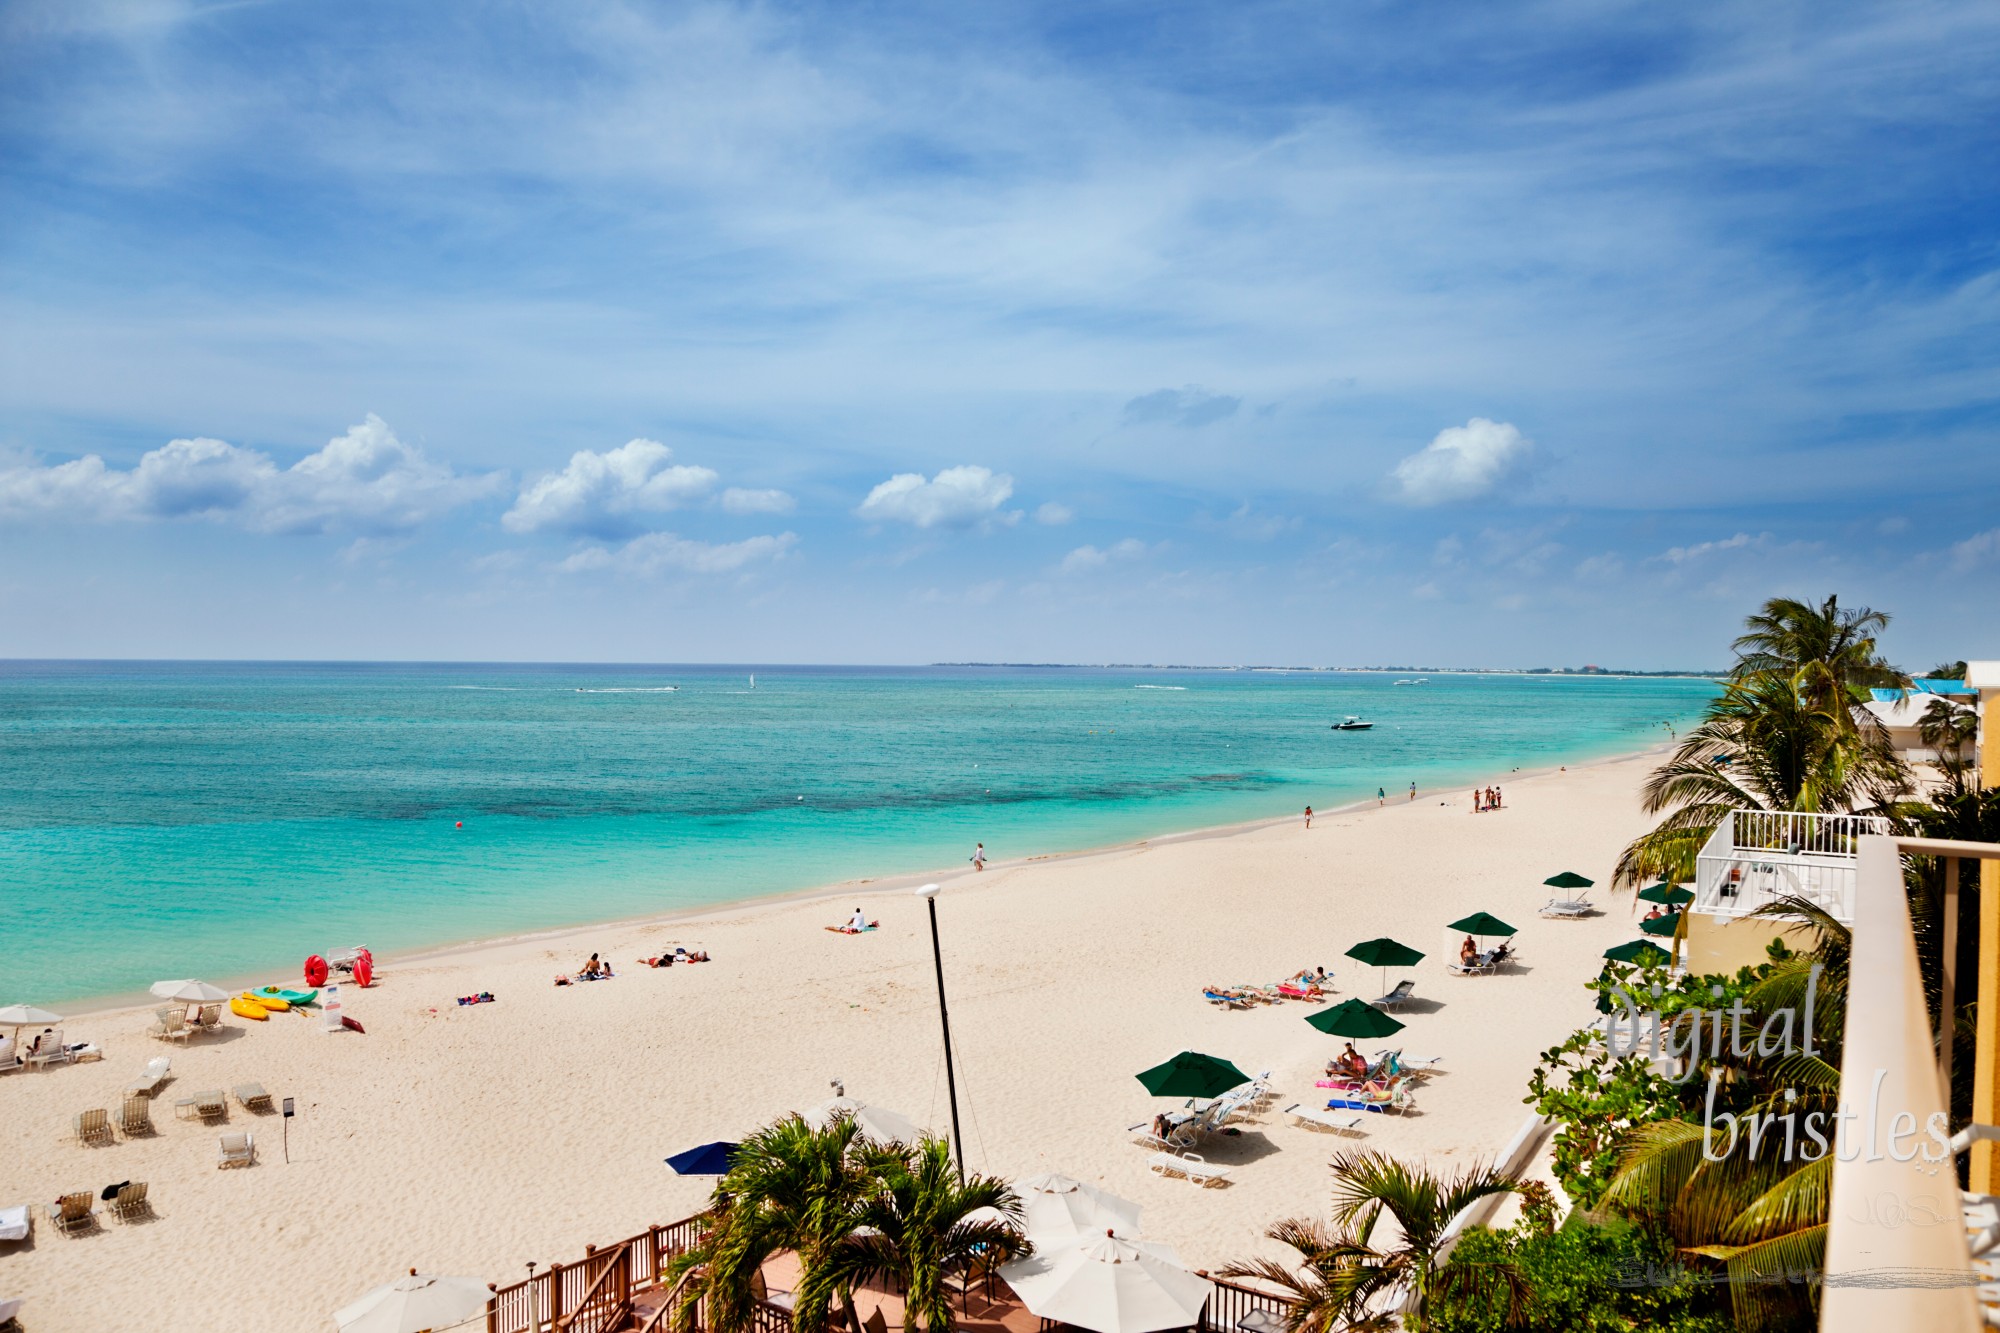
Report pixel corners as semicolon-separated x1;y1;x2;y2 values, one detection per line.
0;414;501;533
556;530;797;576
1387;418;1532;506
856;465;1016;530
1034;502;1074;526
1059;537;1149;574
719;487;795;515
1951;528;2000;571
1657;531;1765;564
504;439;717;536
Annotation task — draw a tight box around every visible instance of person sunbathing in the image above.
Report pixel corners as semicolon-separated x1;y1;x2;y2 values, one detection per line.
1459;936;1479;967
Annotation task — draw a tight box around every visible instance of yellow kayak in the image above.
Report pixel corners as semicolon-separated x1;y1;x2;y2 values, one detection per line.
229;996;270;1021
241;991;290;1012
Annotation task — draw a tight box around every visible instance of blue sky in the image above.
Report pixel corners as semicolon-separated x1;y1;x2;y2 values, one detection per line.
1;1;1996;667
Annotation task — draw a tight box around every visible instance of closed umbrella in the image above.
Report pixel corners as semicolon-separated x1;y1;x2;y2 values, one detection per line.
1544;871;1594;890
998;1231;1210;1333
1016;1174;1142;1241
334;1269;492;1333
1344;937;1425;994
1636;883;1694;907
804;1097;925;1146
1134;1052;1249;1100
664;1141;739;1175
1604;939;1671;967
1306;999;1405;1040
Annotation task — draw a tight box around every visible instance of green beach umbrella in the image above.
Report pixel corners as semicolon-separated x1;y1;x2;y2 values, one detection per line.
1446;912;1517;938
1544;871;1594;890
1135;1051;1250;1099
1638;912;1685;937
1604;939;1671;967
1636;882;1695;907
1345;937;1426;994
1306;998;1406;1040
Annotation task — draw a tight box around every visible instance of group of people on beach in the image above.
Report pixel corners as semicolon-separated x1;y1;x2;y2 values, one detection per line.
1472;785;1503;813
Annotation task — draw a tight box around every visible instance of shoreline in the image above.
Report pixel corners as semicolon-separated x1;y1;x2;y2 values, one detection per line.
56;738;1670;1022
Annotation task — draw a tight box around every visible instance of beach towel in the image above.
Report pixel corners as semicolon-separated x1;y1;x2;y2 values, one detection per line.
825;923;879;934
1324;1096;1392;1114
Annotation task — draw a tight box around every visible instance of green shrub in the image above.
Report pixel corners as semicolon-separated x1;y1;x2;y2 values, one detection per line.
1431;1219;1735;1333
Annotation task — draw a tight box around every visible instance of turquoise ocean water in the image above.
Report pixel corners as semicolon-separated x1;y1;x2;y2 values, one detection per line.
0;663;1716;1006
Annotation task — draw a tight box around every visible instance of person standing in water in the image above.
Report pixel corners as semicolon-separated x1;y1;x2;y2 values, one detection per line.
1304;805;1313;828
971;843;986;871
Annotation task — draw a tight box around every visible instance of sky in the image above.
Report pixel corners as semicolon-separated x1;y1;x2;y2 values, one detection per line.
1;1;1996;669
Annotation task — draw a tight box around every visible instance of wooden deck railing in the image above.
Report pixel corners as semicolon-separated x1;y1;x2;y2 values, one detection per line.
486;1217;710;1333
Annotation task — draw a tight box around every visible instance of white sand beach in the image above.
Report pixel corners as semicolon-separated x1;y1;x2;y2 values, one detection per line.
1;752;1659;1332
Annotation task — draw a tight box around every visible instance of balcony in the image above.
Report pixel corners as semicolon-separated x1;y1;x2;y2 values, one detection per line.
1691;809;1891;925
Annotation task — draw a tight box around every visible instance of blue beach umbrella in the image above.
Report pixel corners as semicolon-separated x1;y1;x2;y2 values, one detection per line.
665;1141;739;1175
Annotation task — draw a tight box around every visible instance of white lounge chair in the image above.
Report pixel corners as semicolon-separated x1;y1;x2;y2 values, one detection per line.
1540;894;1592;918
1148;1151;1231;1187
234;1083;274;1112
149;1008;192;1044
128;1056;172;1097
1283;1103;1367;1135
217;1132;256;1168
72;1108;112;1146
25;1030;71;1070
1371;979;1416;1010
46;1192;94;1235
115;1093;154;1138
108;1182;151;1224
0;1205;29;1243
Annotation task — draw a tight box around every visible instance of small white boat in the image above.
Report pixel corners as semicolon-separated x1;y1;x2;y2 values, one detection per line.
1331;716;1374;731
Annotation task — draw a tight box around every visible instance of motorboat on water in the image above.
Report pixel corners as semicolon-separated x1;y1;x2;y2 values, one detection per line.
1331;715;1374;731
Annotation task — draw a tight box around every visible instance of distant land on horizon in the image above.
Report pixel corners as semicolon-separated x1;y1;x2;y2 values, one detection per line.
935;663;1729;677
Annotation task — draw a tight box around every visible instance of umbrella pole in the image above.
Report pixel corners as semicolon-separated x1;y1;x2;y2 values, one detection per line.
921;889;967;1183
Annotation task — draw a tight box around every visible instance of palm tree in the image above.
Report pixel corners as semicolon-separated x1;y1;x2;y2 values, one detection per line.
1615;666;1908;886
1730;594;1906;706
1220;1152;1524;1332
1918;695;1979;781
1596;894;1846;1332
828;1137;1028;1333
666;1115;889;1333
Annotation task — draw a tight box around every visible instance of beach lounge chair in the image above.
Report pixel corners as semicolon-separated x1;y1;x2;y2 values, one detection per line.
72;1107;112;1146
127;1056;172;1097
218;1132;256;1168
1540;893;1593;918
862;1309;889;1333
1371;979;1416;1010
0;1205;30;1243
233;1083;273;1113
1129;1114;1200;1151
749;1269;796;1312
1325;1086;1413;1115
108;1182;151;1224
46;1192;95;1235
148;1008;192;1044
1148;1151;1231;1187
26;1030;71;1070
1275;982;1324;1001
177;1089;227;1122
1201;989;1249;1010
191;1004;224;1034
115;1093;154;1138
1283;1103;1367;1135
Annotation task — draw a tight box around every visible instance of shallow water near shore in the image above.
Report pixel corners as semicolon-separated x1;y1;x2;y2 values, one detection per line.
0;661;1714;1004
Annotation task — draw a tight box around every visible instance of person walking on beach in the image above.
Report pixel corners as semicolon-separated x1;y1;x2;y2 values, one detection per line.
1494;785;1503;808
1472;789;1481;813
1377;787;1385;806
1304;805;1313;829
1408;782;1416;802
971;842;986;871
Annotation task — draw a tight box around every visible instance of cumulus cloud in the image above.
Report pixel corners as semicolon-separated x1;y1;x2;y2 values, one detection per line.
1123;386;1241;428
1387;418;1532;506
504;439;718;536
0;414;501;533
1034;502;1074;526
556;530;797;576
1059;537;1149;574
856;465;1017;530
1951;528;2000;571
720;487;795;515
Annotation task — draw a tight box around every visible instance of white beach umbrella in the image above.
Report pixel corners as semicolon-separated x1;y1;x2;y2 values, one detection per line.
1015;1174;1143;1241
150;980;230;1004
804;1096;925;1146
998;1231;1210;1333
333;1269;492;1333
0;1004;62;1052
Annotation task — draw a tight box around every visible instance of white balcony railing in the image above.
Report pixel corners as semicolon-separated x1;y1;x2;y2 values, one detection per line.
1691;809;1891;925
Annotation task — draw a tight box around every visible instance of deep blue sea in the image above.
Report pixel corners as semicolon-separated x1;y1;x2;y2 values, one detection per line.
0;663;1715;1005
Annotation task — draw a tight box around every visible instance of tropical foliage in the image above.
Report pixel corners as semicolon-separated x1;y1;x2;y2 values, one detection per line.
1431;1217;1730;1333
1219;1151;1524;1332
666;1116;1025;1333
1615;594;1910;888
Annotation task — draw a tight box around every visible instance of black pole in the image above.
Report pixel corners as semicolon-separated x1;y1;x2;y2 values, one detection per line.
924;892;967;1182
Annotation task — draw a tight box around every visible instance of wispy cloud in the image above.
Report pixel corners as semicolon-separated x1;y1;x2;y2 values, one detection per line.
1123;387;1241;429
556;530;797;577
1059;538;1150;574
